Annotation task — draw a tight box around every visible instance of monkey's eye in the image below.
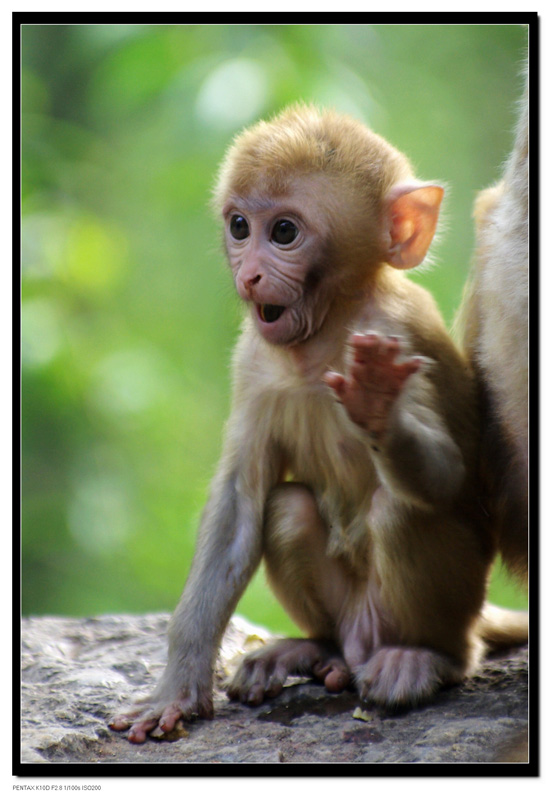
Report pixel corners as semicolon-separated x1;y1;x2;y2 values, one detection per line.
271;219;298;246
229;215;250;240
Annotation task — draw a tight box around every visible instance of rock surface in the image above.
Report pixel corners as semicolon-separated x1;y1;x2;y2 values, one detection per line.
20;613;529;765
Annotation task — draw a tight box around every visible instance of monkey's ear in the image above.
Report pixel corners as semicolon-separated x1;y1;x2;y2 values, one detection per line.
385;184;444;269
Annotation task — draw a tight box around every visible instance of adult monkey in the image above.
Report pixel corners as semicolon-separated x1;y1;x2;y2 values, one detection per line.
110;106;528;743
456;72;530;767
456;79;529;582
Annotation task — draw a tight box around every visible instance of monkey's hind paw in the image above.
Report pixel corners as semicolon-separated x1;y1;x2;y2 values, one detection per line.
226;638;350;707
355;646;461;708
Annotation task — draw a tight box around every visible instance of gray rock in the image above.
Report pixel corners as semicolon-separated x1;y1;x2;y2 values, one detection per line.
20;613;529;765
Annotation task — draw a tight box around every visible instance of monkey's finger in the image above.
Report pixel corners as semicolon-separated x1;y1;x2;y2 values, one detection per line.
127;715;163;744
108;704;149;731
350;331;381;347
409;355;429;369
323;371;348;400
395;355;427;380
159;703;186;732
108;715;133;731
379;335;402;361
351;332;402;365
349;331;385;360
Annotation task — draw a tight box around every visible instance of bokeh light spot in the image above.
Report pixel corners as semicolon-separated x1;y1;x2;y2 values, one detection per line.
195;59;269;130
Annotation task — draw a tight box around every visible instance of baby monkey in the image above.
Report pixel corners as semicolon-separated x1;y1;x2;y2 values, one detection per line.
110;106;527;743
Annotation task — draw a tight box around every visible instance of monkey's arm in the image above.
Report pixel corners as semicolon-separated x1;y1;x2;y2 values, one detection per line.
159;468;263;700
371;394;466;509
109;416;271;742
325;332;465;510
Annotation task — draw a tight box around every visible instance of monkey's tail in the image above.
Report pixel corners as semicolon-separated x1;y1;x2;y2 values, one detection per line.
476;602;528;651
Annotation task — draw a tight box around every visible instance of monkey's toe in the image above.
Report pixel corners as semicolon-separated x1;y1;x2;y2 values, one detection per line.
312;656;350;693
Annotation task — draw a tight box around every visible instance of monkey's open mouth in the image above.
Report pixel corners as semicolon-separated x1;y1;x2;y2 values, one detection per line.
258;304;286;323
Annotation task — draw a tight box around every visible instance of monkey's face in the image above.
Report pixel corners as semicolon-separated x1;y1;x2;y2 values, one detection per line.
222;185;337;347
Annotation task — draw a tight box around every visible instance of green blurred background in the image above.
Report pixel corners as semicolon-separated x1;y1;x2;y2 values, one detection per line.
22;23;528;633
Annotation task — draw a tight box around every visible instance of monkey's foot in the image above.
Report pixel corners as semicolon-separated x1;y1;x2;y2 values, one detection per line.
324;332;426;437
226;638;350;706
354;646;462;708
108;688;214;743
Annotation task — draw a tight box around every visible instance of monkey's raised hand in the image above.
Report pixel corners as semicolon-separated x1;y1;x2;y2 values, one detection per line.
324;332;425;439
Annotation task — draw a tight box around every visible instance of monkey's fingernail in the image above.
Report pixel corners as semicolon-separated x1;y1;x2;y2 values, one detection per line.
128;728;147;744
411;356;429;370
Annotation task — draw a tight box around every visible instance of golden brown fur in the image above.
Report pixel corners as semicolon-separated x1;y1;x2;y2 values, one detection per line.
110;106;528;743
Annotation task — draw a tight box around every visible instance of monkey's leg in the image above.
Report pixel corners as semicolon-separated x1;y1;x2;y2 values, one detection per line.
227;483;351;706
349;503;485;708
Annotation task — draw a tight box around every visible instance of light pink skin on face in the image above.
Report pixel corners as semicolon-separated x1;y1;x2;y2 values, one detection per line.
223;184;336;348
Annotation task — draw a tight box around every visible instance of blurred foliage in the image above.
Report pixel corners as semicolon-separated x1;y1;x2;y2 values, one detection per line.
21;23;528;633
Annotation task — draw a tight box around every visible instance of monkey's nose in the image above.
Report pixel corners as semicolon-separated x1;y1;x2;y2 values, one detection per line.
245;274;262;289
241;273;262;300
